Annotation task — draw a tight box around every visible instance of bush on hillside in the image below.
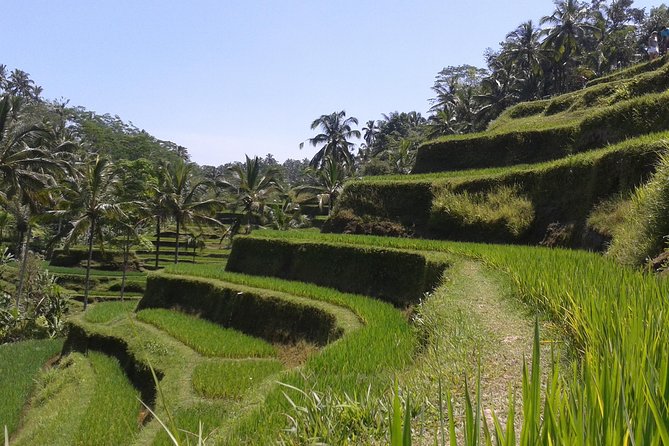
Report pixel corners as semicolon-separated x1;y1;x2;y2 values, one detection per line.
1;251;70;343
586;194;633;238
50;248;139;270
608;153;669;266
430;185;535;241
322;210;410;237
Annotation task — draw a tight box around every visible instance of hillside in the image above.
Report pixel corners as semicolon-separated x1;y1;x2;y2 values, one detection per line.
332;56;669;251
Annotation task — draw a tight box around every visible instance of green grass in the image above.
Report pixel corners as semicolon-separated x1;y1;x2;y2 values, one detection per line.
84;301;138;324
608;153;669;266
431;184;535;238
0;338;63;436
244;230;669;444
162;263;417;444
12;351;140;446
355;130;669;185
73;351;142;445
136;308;277;358
46;264;146;277
192;359;283;399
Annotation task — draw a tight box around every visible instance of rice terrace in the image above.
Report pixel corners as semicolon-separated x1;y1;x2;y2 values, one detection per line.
3;1;669;444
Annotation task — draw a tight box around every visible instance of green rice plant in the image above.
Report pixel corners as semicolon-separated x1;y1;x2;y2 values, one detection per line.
83;300;138;323
192;359;283;399
136;308;277;358
11;351;140;446
0;338;63;436
161;263;416;444
586;193;633;237
431;185;534;238
277;380;388;445
73;351;142;445
240;231;669;444
608;153;669;266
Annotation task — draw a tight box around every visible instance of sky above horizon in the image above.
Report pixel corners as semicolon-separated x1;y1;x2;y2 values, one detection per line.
4;0;663;166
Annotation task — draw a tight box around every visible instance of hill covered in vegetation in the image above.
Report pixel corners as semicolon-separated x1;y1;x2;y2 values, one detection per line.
332;55;669;268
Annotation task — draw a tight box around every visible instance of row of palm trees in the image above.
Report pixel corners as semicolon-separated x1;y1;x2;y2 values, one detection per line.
428;0;665;135
1;94;355;310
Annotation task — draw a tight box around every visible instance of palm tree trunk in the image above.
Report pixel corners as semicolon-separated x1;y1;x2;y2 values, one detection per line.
120;231;130;301
154;217;161;269
174;218;180;264
15;226;31;309
83;219;96;311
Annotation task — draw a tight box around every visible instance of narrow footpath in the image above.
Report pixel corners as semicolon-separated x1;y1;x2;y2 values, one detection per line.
405;257;560;443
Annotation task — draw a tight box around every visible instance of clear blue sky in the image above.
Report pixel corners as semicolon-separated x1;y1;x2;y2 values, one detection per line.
4;0;663;166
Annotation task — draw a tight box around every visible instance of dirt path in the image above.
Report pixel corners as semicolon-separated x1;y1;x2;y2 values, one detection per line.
406;257;558;443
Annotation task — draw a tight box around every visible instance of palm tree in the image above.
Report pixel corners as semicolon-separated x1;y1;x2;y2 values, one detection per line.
0;95;62;307
164;159;220;264
299;111;361;170
145;161;173;269
541;0;600;92
64;156;122;310
219;155;282;232
293;156;348;214
500;20;547;99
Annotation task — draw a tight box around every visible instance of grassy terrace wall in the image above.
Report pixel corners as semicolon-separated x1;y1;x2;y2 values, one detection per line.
62;323;159;409
226;236;447;306
337;133;666;246
414;58;669;173
139;273;344;345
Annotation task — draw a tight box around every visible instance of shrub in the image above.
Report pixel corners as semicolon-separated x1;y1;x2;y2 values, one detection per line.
50;248;138;270
608;153;669;266
226;237;447;306
0;252;70;343
430;185;535;241
322;209;410;237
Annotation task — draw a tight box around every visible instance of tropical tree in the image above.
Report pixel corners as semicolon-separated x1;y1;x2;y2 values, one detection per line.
219;155;282;232
499;20;548;99
163;159;220;263
0;95;64;307
293;156;349;214
299;111;361;170
541;0;601;92
63;156;122;310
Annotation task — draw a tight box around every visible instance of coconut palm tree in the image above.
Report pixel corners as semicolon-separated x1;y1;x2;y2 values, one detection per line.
299;111;361;170
163;159;220;264
63;156;122;310
219;155;282;232
0;95;64;307
541;0;600;92
293;156;348;214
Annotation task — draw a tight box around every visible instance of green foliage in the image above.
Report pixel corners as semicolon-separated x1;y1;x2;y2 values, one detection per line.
608;153;669;266
137;308;277;358
417;64;669;174
159;264;415;444
0;252;69;343
0;338;63;436
192;359;282;399
140;273;343;345
334;181;433;229
84;301;138;324
586;194;633;237
12;351;140;446
256;231;669;444
226;236;447;306
50;248;136;269
341;132;666;245
277;381;388;445
431;185;535;241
